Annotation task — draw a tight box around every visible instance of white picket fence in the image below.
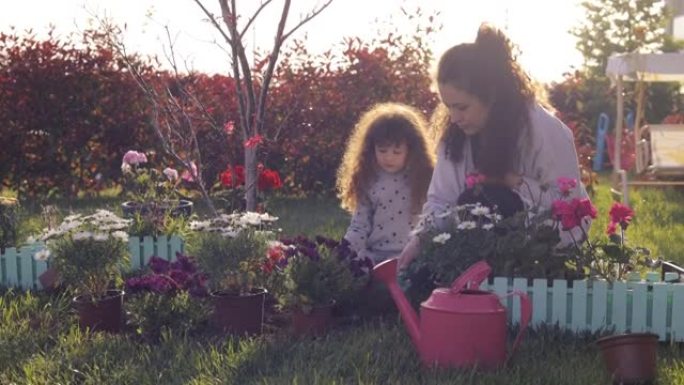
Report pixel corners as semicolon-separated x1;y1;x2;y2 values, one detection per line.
0;235;184;290
3;240;684;342
481;276;684;342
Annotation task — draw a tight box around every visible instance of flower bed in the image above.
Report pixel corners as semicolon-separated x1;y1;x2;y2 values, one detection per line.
0;235;184;290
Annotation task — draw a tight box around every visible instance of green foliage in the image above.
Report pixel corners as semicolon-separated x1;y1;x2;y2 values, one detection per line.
550;0;679;161
38;210;131;298
188;213;278;294
125;291;210;341
272;236;372;311
571;0;668;78
0;197;19;250
126;209;192;238
191;231;269;295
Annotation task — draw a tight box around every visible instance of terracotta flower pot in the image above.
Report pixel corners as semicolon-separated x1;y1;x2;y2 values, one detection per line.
291;301;336;337
596;332;658;384
211;288;267;335
72;289;125;333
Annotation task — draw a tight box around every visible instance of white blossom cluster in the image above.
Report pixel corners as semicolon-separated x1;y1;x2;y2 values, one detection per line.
189;211;279;238
33;210;132;261
417;202;504;244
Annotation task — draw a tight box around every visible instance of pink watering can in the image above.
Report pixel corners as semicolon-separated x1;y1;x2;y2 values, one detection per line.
373;258;531;369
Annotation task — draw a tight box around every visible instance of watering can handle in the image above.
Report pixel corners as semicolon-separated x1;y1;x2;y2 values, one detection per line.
506;290;532;360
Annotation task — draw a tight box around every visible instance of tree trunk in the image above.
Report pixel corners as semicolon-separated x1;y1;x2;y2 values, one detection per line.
244;146;258;211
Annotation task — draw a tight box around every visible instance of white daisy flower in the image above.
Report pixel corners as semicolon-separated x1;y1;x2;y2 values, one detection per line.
457;221;477;230
435;209;452;219
33;248;51;261
72;231;92;241
92;233;109;242
482;223;494;231
470;205;491;216
432;232;452;244
112;231;129;242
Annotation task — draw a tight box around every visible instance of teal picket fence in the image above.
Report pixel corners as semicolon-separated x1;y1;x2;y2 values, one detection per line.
481;276;684;342
0;235;184;290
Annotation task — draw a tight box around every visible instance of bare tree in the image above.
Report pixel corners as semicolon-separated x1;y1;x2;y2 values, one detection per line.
92;19;221;215
193;0;333;211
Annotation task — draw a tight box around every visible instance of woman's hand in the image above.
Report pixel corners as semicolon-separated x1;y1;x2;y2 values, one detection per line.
397;236;420;271
503;172;523;189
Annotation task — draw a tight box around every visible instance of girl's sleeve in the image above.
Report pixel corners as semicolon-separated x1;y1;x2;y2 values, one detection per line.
343;195;373;258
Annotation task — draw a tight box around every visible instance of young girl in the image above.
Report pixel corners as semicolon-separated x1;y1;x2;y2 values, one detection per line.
337;102;435;264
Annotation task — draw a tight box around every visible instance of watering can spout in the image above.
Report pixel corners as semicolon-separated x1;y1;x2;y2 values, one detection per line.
372;258;421;349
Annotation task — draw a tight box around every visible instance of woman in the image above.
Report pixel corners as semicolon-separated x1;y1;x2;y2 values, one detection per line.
397;23;590;269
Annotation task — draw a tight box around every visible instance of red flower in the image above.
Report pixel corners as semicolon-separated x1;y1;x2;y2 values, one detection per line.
606;221;617;235
244;134;264;149
609;203;634;229
220;165;246;188
234;165;245;185
258;169;282;191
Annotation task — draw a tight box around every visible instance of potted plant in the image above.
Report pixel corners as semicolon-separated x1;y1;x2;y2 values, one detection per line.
552;194;657;383
35;209;132;332
406;177;567;304
120;150;193;220
189;212;278;335
266;235;373;336
125;253;210;341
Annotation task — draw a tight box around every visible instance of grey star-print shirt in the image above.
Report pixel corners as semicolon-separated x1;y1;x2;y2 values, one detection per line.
343;170;416;263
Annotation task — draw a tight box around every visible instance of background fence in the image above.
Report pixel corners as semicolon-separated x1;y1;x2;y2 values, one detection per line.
0;236;184;290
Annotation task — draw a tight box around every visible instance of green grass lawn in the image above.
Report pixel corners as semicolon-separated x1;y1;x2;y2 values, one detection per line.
2;181;684;384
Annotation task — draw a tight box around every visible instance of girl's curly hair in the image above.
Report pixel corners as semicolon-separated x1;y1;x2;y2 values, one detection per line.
336;103;435;214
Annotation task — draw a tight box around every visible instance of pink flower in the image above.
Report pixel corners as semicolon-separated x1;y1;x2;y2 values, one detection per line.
552;198;597;230
163;167;179;182
181;161;198;182
223;121;235;135
244;134;264;149
609;202;634;229
556;177;577;196
606;221;617;235
122;150;147;166
465;172;486;189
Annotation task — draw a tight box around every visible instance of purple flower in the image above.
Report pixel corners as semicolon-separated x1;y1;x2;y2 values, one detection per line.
149;275;176;294
149;256;170;274
298;245;320;261
125;276;146;294
169;269;190;289
276;257;289;268
171;253;197;273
